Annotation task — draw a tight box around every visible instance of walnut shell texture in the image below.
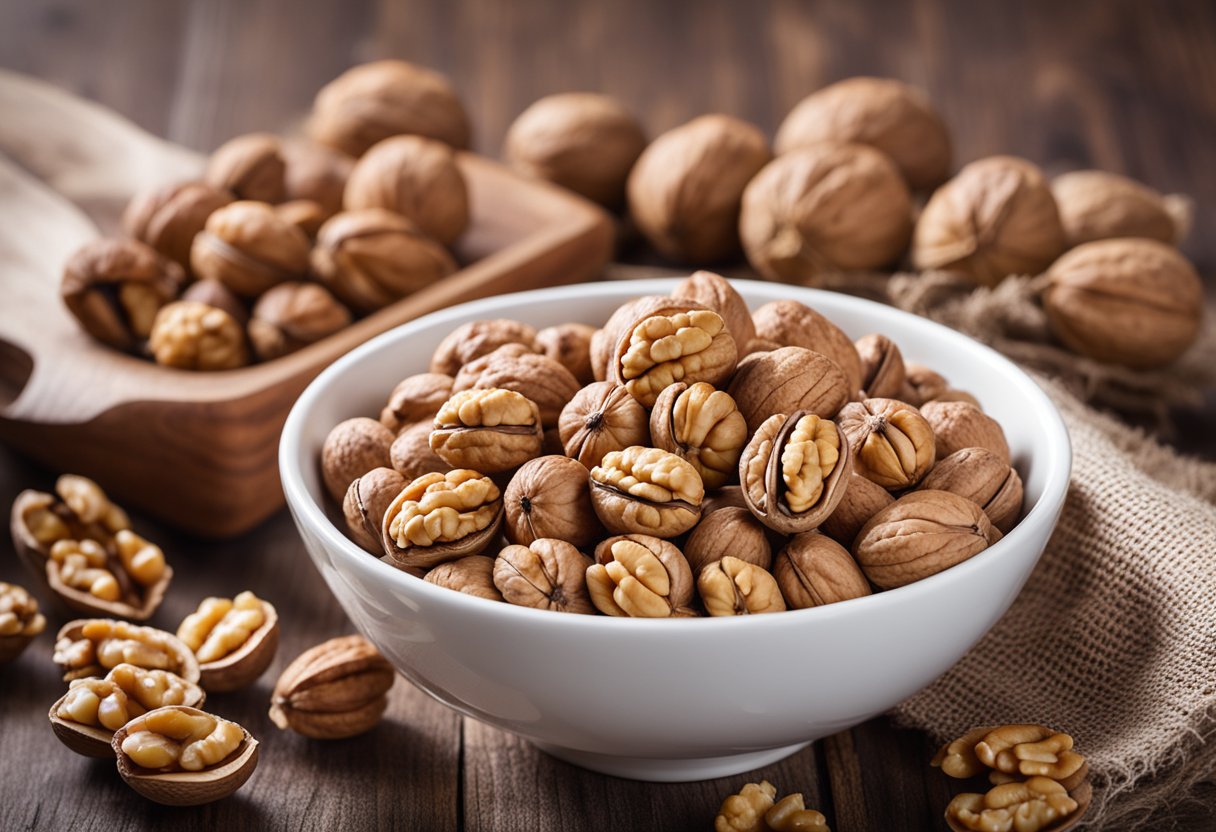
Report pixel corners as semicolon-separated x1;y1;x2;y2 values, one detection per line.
1051;170;1189;247
727;347;849;433
751;300;863;399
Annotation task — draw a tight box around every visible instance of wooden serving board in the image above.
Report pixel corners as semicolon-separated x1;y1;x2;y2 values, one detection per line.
0;71;614;537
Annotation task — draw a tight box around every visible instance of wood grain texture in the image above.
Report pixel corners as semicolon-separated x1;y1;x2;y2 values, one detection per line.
1;0;1214;829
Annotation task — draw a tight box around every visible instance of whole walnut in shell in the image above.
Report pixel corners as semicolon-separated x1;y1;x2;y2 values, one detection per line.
205;133;286;204
453;347;581;429
773;532;871;609
308;59;471;156
920;400;1009;465
698;556;786;616
589;446;704;538
740;142;913;282
855;334;906;399
248;282;351;362
1041;238;1204;369
839;398;936;490
504;92;646;211
321;417;395;502
1051;170;1190;248
425;556;503;601
727;347;849;432
626;114;771;263
281;139;354;219
494;539;595;614
275;200;328;238
557;381;650;469
503;456;602;548
380;373;455;434
684;506;771;577
775;77;952;191
919;447;1023;533
389;421;452;482
912;156;1066;287
430;388;544;474
820;472;894;547
533;323;597;385
430;319;538;376
190;201;311;298
343;135;469;246
672;271;757;351
343;467;406;555
751;300;863;398
123;181;233;272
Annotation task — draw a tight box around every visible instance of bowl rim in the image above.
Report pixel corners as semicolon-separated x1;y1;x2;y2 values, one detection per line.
280;278;1072;632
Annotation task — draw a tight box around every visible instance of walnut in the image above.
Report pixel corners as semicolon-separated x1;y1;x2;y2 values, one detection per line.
775;77;952;191
504;455;602;548
122;181;233;273
683;506;771;576
389;421;452;481
308;59;471;156
504;92;646;210
920;400;1010;466
764;794;830;832
672;271;757;351
590;446;704;538
321;417;395;502
180;279;248;326
839;398;936;490
587;534;695;617
820;472;895;547
61;238;186;350
118;706;243;772
50;539;120;601
698;556;786;616
855;334;907;399
728;347;849;433
381;469;503;568
343;467;407;555
312;208;457;313
931;725;997;778
177;590;278;693
740;142;913;282
494;539;595;613
425;555;504;601
274;199;328;238
912;156;1066;287
53;619;199;683
920;448;1023;533
343;134;469;246
55;665;204;734
430;319;539;376
589;295;674;382
650;382;748;489
247;282;350;361
1042;238;1204;369
626;114;771;263
0;582;45;663
533;322;597;385
975;725;1087;782
854;490;1000;589
453;346;581;429
613;306;738;407
751;300;863;398
281;139;354;219
430;388;544;473
946;778;1079;832
380;373;455;434
1051;169;1190;247
190;200;311;298
714;780;776;832
774;531;871;609
269;635;395;740
558;381;650;469
205;132;286;203
149;301;250;371
701;485;749;516
901;362;948;407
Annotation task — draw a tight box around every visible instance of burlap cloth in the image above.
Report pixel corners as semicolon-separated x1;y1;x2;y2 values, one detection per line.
4;71;1214;830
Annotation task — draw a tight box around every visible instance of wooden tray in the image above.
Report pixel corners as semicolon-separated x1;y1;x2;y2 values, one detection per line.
0;72;613;537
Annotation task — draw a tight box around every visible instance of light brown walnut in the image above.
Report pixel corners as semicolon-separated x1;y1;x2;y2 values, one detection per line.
558;381;650;470
389;421;452;482
698;556;786;616
920;401;1010;466
774;532;871;609
380;373;455;434
650;382;748;489
855;334;907;399
494;539;595;613
533;322;597;385
430;319;538;376
920;448;1023;533
751;300;863;399
123;181;233;273
425;556;504;601
453;346;581;429
343;467;407;555
838;398;936;490
269;634;395;740
613;306;738;407
190;200;311;298
504;455;602;548
819;473;895;548
381;469;503;568
430;388;544;473
729;347;849;433
587;535;695;618
671;271;757;352
149;301;250;371
589;446;704;538
321;417;395;503
684;507;771;577
205;132;286;203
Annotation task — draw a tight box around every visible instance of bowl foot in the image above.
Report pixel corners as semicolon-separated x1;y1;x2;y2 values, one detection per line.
531;741;812;782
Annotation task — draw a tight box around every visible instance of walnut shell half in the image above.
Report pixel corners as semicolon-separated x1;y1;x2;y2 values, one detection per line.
612;305;738;408
589;446;704;538
650;382;748;490
381;469;504;568
429;388;544;473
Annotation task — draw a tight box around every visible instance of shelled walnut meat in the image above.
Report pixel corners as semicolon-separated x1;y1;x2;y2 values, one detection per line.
715;780;829;832
54;618;200;683
0;582;46;663
177;590;279;692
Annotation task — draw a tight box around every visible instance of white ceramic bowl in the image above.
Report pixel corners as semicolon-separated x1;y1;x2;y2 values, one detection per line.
280;279;1070;782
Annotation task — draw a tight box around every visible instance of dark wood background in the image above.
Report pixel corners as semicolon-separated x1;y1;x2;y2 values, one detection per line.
1;1;1213;829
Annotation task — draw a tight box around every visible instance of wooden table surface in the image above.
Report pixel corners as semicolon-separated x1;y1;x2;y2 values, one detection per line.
2;1;1214;829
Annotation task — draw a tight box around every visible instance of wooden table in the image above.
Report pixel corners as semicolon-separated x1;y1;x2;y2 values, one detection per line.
1;1;1213;829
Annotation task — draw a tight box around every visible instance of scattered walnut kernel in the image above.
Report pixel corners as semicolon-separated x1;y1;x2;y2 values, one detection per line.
715;780;777;832
764;793;830;832
946;777;1078;832
0;582;45;663
931;726;998;778
115;530;167;586
975;725;1087;782
56;664;204;732
49;539;121;601
149;300;250;371
54;619;198;683
587;535;695;618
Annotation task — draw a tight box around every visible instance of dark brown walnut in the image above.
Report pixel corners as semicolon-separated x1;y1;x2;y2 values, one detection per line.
854;490;1001;589
321;417;395;503
533;322;597;385
920;401;1010;466
650;382;748;489
494;539;595;613
774;532;872;609
740;142;913;282
626;114;772;263
247;282;351;362
503;92;646;211
504;456;602;548
205;133;286;204
701;485;749;516
190;200;311;298
380;373;455;434
274;200;328;238
587;535;695;618
61;238;186;351
683;506;771;576
53;618;200;683
281;139;354;219
558;381;650;469
739;411;854;534
920;448;1023;533
181;279;247;326
429;388;544;473
308;59;471;156
589;294;677;382
312;208;457;313
389;421;452;481
122;181;233;273
751;300;863;398
901;363;949;407
912;156;1066;287
381;469;503;569
820;472;895;547
1042;238;1204;369
839;398;936;490
0;581;46;663
855;334;907;399
343;468;407;555
430;319;539;376
343;134;469;246
424;556;504;601
775;77;952;191
269;635;396;740
1052;169;1190;248
728;347;849;433
589;446;704;538
149;301;250;371
698;556;786;616
612;305;738;407
453;347;581;429
671;271;757;351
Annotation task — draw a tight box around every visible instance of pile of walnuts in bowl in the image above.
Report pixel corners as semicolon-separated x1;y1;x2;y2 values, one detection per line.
322;272;1023;618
